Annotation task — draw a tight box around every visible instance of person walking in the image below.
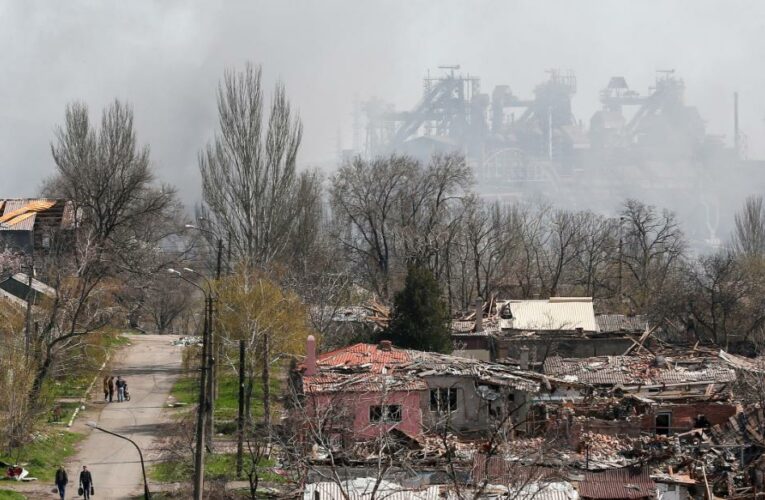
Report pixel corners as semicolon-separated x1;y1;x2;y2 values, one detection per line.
54;464;68;499
79;465;93;500
116;376;126;402
108;376;115;403
102;376;109;402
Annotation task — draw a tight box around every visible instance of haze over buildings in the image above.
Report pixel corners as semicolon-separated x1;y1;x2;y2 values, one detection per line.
1;1;763;244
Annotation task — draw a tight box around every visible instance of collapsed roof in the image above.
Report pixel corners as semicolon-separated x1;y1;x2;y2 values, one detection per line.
543;355;735;388
302;342;540;394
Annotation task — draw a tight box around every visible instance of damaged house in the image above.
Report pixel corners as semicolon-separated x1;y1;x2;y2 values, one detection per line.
453;297;637;363
292;335;543;443
542;353;737;436
0;199;75;256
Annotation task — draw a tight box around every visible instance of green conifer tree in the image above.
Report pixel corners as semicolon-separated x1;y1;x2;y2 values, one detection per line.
382;266;452;353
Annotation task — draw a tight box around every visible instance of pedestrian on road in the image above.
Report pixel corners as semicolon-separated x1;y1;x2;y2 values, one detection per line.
108;376;115;403
116;376;126;402
54;464;68;499
102;376;109;402
79;465;93;500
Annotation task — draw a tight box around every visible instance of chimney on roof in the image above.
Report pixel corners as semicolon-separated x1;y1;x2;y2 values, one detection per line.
378;340;392;351
305;335;317;376
475;297;484;333
519;346;530;371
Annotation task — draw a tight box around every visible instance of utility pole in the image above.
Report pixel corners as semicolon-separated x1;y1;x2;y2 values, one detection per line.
193;295;209;500
236;339;245;478
168;268;210;500
205;296;215;450
208;237;223;444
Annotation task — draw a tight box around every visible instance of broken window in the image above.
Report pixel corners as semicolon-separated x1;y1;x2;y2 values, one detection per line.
369;405;402;423
430;388;458;412
655;411;672;435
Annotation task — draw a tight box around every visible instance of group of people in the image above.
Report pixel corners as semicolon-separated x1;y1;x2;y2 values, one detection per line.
102;375;129;403
55;465;93;500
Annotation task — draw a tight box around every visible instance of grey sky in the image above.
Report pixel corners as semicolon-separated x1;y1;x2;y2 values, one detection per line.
1;1;763;206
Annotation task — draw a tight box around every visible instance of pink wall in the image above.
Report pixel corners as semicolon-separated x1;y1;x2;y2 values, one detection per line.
309;390;424;439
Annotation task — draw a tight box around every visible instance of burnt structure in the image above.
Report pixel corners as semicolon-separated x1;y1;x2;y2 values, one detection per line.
360;67;763;248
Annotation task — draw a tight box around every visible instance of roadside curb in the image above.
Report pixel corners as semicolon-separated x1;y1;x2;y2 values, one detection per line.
67;354;111;428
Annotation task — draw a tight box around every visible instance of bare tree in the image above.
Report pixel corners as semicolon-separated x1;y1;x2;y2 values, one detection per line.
331;153;470;301
574;212;618;298
27;99;180;403
732;195;765;257
48;100;175;260
199;63;318;269
619;199;685;311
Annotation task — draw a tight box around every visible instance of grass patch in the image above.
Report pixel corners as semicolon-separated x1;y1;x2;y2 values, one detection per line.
0;490;26;500
46;401;80;425
0;431;83;482
168;367;280;422
150;454;282;483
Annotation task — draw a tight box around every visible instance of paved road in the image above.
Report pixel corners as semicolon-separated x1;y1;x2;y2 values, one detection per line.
68;334;183;499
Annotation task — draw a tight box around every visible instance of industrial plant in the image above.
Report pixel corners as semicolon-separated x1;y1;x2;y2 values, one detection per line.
357;66;763;248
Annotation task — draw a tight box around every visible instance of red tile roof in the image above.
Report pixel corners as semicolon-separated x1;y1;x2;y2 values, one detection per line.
317;343;412;373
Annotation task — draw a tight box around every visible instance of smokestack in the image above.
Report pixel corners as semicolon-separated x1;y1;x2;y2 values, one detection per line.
734;92;740;158
519;346;530;371
378;340;392;351
305;335;317;376
475;297;484;333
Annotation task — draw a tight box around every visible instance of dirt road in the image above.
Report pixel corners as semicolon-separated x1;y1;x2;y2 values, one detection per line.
68;334;183;499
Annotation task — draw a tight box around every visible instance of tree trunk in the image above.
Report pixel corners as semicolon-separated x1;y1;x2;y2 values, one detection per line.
245;373;254;425
28;355;53;408
262;332;271;433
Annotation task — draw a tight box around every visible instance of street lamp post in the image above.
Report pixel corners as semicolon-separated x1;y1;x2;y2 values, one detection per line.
184;224;225;444
86;422;151;499
168;268;210;500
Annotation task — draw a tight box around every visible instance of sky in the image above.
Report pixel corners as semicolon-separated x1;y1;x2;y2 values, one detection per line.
1;0;764;207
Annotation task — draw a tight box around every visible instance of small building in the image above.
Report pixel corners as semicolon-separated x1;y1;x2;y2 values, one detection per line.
453;298;635;363
0;199;75;255
294;337;542;443
543;354;737;435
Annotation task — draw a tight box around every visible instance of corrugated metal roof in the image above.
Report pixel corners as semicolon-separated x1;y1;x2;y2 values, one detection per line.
472;456;578;499
0;199;56;231
500;298;598;332
578;467;655;499
595;314;648;334
304;478;440;499
543;355;735;386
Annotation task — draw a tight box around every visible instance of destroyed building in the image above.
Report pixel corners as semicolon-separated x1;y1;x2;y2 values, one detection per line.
293;335;544;442
452;297;635;363
0;199;75;256
542;353;737;436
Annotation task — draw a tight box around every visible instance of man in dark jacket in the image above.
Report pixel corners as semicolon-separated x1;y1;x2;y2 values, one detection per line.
55;465;68;499
116;376;126;402
79;465;93;499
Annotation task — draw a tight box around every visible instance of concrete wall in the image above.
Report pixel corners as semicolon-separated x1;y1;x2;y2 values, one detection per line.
498;335;634;361
451;348;491;362
421;375;491;433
